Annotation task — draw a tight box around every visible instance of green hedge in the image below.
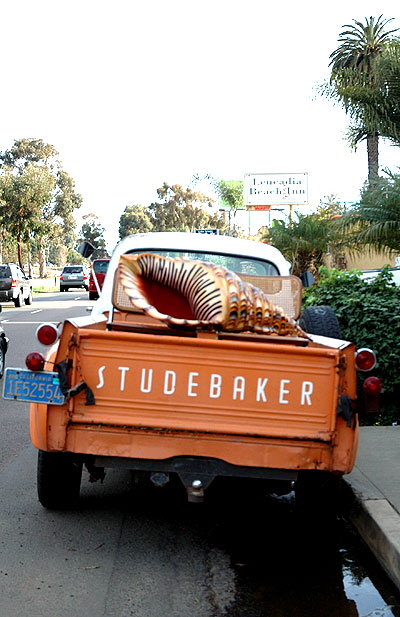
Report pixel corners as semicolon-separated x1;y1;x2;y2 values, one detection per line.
302;266;400;425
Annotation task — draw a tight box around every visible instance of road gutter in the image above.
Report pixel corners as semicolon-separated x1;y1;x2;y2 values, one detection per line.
343;471;400;591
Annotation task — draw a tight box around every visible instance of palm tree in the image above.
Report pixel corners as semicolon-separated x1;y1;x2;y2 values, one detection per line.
340;171;400;253
263;213;342;277
373;40;400;144
328;15;398;181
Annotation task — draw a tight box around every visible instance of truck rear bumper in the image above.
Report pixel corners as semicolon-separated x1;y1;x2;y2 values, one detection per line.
91;453;297;481
92;453;298;501
63;422;355;475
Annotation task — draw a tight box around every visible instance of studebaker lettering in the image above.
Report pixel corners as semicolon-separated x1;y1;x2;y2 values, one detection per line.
94;365;314;406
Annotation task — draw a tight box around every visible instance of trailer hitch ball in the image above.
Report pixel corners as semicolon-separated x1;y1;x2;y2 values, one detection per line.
188;479;204;503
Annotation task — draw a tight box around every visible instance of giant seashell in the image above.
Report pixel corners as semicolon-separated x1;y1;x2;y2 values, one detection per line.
117;253;309;338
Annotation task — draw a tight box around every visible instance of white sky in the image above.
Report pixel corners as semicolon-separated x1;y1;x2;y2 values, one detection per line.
1;0;399;248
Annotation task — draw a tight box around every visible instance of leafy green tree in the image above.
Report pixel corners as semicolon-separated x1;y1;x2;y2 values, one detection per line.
78;213;109;258
0;138;82;275
0;163;55;268
47;237;68;267
191;174;244;235
217;180;244;211
316;194;347;218
0;226;18;264
42;226;79;267
66;249;87;265
216;180;244;236
325;15;398;180
148;183;226;233
119;205;153;239
0;138;57;168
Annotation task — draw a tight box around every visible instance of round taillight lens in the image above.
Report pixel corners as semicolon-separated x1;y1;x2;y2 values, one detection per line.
36;323;59;346
355;348;377;372
363;376;383;396
25;352;45;371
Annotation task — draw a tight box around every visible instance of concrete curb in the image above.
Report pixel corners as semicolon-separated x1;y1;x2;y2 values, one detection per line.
343;472;400;591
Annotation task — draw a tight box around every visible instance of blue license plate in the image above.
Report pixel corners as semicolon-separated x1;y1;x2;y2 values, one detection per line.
2;367;65;405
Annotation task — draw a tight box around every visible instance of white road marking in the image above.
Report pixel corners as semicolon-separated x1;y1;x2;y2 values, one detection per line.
2;321;54;324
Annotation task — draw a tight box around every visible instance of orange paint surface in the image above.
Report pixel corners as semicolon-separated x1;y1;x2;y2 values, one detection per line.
30;315;358;476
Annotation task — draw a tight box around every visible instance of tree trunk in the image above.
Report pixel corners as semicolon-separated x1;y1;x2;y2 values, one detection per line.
367;134;379;183
37;237;48;278
17;233;23;269
27;250;33;278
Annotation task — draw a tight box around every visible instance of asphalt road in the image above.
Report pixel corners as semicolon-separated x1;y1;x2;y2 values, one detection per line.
0;291;398;617
0;292;237;617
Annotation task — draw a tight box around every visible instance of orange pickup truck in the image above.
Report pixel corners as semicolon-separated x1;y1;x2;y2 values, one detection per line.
3;232;378;509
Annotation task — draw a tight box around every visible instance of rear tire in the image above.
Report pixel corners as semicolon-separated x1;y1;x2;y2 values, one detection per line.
298;306;341;338
13;290;23;307
0;339;5;379
89;291;98;300
37;450;83;509
24;291;33;305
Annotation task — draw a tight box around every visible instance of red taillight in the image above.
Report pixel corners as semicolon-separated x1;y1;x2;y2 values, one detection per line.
11;278;17;288
25;352;45;371
363;376;383;396
355;348;377;372
36;323;59;346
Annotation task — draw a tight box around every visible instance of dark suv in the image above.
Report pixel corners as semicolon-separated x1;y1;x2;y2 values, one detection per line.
0;263;33;307
59;265;89;292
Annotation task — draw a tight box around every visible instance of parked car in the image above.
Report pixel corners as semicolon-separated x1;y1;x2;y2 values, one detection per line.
0;263;33;307
359;267;400;286
0;322;9;379
59;265;89;292
88;258;110;300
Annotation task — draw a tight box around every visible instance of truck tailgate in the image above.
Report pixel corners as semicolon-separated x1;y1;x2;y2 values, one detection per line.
68;329;345;442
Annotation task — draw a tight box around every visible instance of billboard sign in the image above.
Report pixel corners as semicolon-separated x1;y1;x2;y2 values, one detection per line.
244;173;308;206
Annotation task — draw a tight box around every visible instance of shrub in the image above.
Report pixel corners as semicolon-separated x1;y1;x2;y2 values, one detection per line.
302;266;400;425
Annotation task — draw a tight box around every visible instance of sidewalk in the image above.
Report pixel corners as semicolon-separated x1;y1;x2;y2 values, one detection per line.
343;425;400;590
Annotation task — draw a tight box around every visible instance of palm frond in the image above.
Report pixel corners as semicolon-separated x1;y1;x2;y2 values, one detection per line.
339;172;400;252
